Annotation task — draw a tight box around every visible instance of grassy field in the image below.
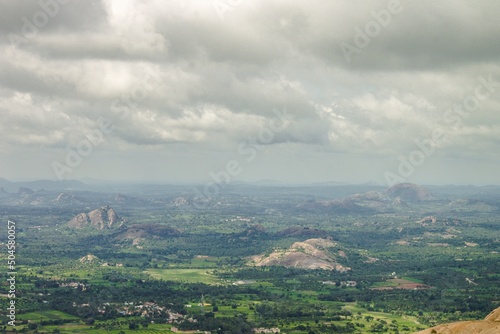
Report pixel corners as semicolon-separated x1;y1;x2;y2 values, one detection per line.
17;310;80;321
343;303;423;332
14;313;177;334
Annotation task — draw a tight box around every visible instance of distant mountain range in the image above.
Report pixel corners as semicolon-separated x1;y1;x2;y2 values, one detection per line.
0;177;88;192
296;183;433;214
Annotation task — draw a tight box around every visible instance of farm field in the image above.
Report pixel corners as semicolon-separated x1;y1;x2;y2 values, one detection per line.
0;183;499;333
145;268;222;284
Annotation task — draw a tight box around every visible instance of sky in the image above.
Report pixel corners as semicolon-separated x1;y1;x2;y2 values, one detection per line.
1;0;500;186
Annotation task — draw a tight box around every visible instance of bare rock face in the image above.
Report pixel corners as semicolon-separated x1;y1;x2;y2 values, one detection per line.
88;206;116;229
79;254;98;263
485;307;500;322
414;307;500;334
55;192;72;202
249;238;350;272
67;206;121;229
53;192;83;205
67;213;91;229
171;197;190;206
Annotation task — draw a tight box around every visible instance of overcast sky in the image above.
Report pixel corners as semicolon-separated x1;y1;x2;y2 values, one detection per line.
1;0;499;186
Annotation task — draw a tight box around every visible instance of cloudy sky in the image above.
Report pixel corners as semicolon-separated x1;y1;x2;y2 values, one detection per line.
1;0;500;186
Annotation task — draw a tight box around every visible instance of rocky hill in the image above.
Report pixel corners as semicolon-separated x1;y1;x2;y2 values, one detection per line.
415;306;500;333
386;183;431;202
116;224;181;245
52;192;84;205
248;238;350;272
296;183;431;213
67;206;123;229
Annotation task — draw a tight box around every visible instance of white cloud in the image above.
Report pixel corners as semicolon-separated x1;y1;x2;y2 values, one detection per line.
0;0;499;184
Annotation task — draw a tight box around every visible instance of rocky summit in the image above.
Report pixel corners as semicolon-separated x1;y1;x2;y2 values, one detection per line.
248;238;350;272
67;206;122;230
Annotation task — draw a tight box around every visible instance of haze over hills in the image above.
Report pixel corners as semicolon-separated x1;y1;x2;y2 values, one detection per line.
1;178;500;216
0;177;88;192
295;183;433;214
385;183;432;202
2;176;500;194
1;177;499;333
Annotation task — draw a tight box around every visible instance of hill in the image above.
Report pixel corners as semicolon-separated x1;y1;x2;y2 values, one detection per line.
295;183;432;213
415;306;500;333
0;177;87;192
116;224;181;245
67;206;123;229
248;238;350;272
386;183;431;202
